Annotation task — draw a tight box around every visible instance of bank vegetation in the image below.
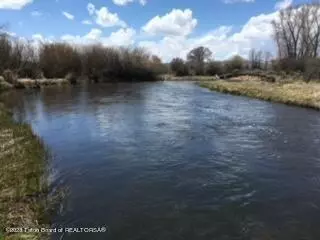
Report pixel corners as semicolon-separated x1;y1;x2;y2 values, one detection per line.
0;102;50;240
0;30;168;89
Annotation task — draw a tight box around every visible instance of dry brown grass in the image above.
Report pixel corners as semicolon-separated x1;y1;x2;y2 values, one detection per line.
199;79;320;110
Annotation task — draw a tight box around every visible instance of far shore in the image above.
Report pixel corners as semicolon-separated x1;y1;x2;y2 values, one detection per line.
198;77;320;110
161;75;218;81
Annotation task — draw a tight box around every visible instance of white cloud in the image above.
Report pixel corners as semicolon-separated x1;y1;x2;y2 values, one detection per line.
275;0;293;10
230;12;277;42
85;28;103;40
139;0;147;6
95;7;126;27
32;34;45;42
139;10;278;62
62;11;75;20
0;0;33;10
112;0;147;6
142;9;197;36
106;28;136;45
31;34;55;47
61;28;136;46
113;0;134;6
223;0;254;3
139;27;233;61
86;3;126;28
82;20;93;25
87;3;95;15
0;29;16;37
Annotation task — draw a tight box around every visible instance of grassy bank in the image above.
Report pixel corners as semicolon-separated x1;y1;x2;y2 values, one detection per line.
199;80;320;110
0;102;49;240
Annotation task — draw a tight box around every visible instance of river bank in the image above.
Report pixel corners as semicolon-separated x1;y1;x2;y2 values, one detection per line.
199;79;320;110
161;75;218;81
0;77;69;90
0;101;49;240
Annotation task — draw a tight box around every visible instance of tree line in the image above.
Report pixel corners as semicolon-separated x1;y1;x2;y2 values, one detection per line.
0;31;168;83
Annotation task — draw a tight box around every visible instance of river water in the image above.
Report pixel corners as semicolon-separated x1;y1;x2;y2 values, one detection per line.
3;82;320;239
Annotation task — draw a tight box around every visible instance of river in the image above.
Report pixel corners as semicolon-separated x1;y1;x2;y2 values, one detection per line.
3;81;320;239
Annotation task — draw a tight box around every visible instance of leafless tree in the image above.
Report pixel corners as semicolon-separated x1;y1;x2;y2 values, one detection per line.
263;51;272;70
272;2;320;60
187;46;212;75
249;49;263;69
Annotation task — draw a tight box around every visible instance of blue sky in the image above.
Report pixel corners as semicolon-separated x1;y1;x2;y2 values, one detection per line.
0;0;311;61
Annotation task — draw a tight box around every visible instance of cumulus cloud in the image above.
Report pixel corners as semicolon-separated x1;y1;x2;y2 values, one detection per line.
84;28;103;40
107;28;136;45
32;34;45;42
112;0;147;6
62;11;75;20
95;7;126;27
86;3;126;28
139;10;278;61
61;28;136;46
142;9;197;36
0;0;33;10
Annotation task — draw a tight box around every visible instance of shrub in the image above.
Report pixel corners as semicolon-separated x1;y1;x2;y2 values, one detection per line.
225;55;245;72
81;46;157;82
0;34;37;76
0;33;163;82
0;34;11;73
65;72;77;84
278;58;305;73
304;58;320;82
0;75;13;90
205;61;224;76
148;55;168;75
170;58;189;76
3;69;17;84
39;43;82;78
18;62;41;79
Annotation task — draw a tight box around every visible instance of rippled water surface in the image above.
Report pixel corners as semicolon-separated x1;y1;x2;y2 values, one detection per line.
4;82;320;239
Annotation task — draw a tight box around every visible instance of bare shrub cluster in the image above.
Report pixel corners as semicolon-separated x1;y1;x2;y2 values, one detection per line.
272;1;320;81
0;32;167;82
